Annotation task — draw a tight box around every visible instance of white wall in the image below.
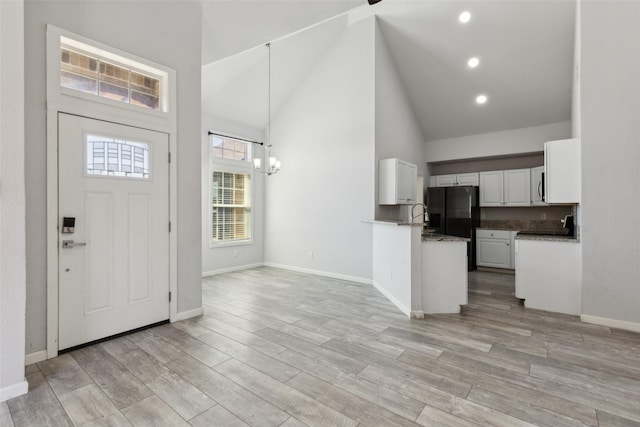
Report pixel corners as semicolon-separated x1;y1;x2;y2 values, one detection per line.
571;0;581;139
425;121;571;163
24;0;202;354
201;117;265;275
374;19;426;221
0;0;28;401
264;17;375;282
580;1;640;326
372;223;414;316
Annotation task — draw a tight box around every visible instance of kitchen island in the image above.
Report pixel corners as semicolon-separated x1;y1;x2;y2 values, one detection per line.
515;233;581;315
367;220;468;317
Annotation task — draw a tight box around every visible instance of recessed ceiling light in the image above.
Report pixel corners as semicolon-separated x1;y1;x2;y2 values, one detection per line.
459;11;471;23
476;94;488;104
468;57;480;68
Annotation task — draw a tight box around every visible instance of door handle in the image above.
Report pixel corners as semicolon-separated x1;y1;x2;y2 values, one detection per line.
62;240;87;249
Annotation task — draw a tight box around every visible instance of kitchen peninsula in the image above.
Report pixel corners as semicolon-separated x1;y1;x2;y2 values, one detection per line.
367;220;469;317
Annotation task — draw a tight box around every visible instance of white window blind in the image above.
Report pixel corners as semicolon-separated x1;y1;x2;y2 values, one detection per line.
211;171;251;243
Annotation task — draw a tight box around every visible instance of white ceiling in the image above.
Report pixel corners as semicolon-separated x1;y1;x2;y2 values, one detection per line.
201;0;576;142
201;0;361;65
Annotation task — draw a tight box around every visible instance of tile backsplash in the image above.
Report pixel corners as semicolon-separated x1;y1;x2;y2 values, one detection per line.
479;219;566;232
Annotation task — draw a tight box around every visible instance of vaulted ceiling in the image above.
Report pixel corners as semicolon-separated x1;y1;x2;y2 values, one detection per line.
201;0;575;141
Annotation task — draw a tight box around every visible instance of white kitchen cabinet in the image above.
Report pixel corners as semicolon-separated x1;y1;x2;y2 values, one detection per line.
504;169;531;206
379;158;418;205
515;239;581;315
433;174;457;187
422;240;468;313
457;173;480;186
480;169;530;207
479;171;504;206
509;231;518;269
476;229;511;269
530;166;546;206
544;138;581;204
431;173;479;187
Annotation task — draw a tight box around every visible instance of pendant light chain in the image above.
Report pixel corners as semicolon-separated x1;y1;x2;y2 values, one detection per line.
253;42;281;175
267;42;271;150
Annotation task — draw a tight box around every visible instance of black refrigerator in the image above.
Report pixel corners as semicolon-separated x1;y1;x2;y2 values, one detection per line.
426;186;480;271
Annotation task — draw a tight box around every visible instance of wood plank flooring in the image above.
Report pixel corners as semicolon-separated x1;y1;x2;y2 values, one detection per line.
6;267;640;426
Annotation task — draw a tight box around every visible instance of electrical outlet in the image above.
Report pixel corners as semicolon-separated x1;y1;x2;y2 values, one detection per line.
541;212;547;220
481;210;486;220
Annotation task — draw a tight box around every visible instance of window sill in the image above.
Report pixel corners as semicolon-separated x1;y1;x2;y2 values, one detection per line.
209;239;254;249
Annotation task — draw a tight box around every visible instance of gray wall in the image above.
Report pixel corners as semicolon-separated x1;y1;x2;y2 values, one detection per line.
1;0;27;395
429;154;543;175
581;1;640;324
425;121;571;163
264;17;375;281
200;118;265;275
374;19;426;222
24;0;202;353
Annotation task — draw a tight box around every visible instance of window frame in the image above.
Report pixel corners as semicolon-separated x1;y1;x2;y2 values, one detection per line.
209;134;254;248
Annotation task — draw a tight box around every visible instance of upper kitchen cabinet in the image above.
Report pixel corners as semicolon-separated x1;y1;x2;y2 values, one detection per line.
545;138;581;204
379;158;418;205
479;171;504;206
530;166;546;206
504;169;531;206
480;169;531;207
430;173;479;187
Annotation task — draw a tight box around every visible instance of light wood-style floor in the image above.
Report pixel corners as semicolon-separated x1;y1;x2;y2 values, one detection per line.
4;268;640;426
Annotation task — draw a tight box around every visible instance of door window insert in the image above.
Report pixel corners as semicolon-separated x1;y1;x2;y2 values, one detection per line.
86;134;150;180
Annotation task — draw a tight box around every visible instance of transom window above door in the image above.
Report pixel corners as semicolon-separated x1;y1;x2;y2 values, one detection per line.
61;48;161;110
51;30;171;114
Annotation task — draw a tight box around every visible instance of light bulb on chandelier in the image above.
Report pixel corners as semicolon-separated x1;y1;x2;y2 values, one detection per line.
254;42;281;176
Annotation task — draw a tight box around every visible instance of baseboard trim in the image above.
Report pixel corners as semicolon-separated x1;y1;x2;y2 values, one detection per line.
411;311;425;319
264;262;372;285
202;262;265;277
0;380;28;402
173;307;204;322
371;280;411;318
25;350;47;366
581;314;640;333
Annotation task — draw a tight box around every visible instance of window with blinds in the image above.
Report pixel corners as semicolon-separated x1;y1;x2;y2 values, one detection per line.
211;171;251;243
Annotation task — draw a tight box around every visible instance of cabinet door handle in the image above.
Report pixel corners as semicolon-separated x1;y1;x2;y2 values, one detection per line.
538;181;542;198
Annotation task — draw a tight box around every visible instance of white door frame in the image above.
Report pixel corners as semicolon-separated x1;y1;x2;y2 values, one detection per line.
45;26;178;359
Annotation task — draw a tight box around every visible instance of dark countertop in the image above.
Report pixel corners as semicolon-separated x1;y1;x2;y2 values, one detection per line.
422;233;470;242
515;233;579;243
364;219;424;227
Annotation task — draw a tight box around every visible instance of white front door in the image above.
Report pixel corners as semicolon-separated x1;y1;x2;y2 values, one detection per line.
58;113;169;350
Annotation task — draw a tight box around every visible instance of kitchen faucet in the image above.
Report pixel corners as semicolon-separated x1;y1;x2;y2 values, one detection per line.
411;203;429;225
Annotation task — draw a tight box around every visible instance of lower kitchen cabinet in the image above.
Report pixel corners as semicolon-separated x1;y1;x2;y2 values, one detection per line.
476;229;511;269
515;239;581;315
